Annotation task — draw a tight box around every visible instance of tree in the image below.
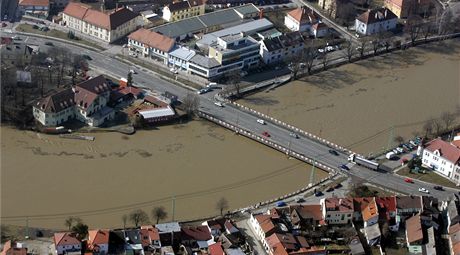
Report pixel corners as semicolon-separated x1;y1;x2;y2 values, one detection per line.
423;119;434;138
152;206;168;224
216;197;229;216
302;46;317;75
129;209;149;227
394;135;404;145
181;93;200;118
321;51;329;71
226;71;242;98
122;214;128;229
421;22;433;42
405;15;422;45
357;38;369;58
127;72;133;87
342;38;355;62
71;222;89;240
441;111;455;132
64;216;81;231
437;7;454;36
288;54;303;80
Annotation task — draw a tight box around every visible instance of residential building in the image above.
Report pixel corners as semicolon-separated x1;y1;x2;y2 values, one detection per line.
362;224;381;246
259;31;305;65
123;229;144;254
249;214;278;246
355;8;398;35
54;232;81;255
265;233;326;255
0;42;35;67
87;229;110;254
321;198;354;224
362;198;379;227
153;4;260;41
18;0;49;18
128;28;176;64
209;242;225;255
203;218;226;239
422;138;460;184
156;222;181;246
0;240;27;255
396;195;423;222
449;223;460;255
288;204;325;229
384;0;432;18
318;0;368;19
138;105;176;123
348;237;365;255
284;7;319;33
140;225;162;249
168;46;196;70
181;226;212;251
311;22;329;38
406;213;424;254
33;75;114;127
375;196;398;231
62;2;140;43
50;0;69;9
162;0;205;22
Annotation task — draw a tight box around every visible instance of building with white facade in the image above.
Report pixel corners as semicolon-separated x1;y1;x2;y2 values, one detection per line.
320;198;354;224
259;31;305;65
18;0;49;18
355;7;397;35
168;46;196;70
87;230;109;254
54;232;82;255
128;28;176;64
33;75;114;127
284;7;319;33
422;138;460;184
62;2;140;43
162;0;205;22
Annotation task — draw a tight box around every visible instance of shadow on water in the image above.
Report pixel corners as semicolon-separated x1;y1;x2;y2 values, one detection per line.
242;97;280;106
299;68;364;91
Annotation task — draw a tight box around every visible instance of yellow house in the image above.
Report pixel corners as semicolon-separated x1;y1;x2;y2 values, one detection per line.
162;0;206;22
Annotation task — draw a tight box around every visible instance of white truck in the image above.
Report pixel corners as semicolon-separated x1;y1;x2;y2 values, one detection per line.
348;153;379;170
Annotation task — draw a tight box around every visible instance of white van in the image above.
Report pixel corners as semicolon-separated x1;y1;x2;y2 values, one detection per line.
257;119;265;125
386;152;396;160
207;82;217;88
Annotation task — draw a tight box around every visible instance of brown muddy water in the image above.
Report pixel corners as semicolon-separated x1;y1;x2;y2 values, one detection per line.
241;39;460;155
1;121;328;229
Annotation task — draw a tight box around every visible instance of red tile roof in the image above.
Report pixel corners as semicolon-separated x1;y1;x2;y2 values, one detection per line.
36;88;75;113
287;7;318;24
311;22;327;30
362;198;378;222
209;242;225;255
64;2;138;30
19;0;49;6
375;196;397;220
255;215;277;234
406;214;423;243
1;240;27;255
425;138;460;164
266;233;312;255
356;8;397;24
290;204;324;223
181;226;212;241
128;28;175;53
54;232;81;247
140;225;160;240
324;198;354;213
88;230;109;246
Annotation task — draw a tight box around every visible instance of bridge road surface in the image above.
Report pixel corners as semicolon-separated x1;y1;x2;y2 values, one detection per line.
10;33;458;201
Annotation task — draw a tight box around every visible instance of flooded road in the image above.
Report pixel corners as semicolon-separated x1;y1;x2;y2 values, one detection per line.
241;40;460;155
1;121;327;229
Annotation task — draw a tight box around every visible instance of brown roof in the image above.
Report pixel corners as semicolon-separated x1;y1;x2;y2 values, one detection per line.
189;0;206;7
312;22;327;30
396;196;422;210
290;204;324;223
255;215;277;234
128;28;175;52
181;226;211;241
356;8;397;25
324;198;354;213
64;2;138;30
1;240;27;255
88;230;109;246
166;1;191;12
287;7;318;24
425;138;460;164
208;242;225;255
54;232;81;247
362;198;379;222
375;196;397;220
265;233;310;255
74;75;110;109
19;0;49;6
140;225;160;240
406;214;423;243
36;88;75;113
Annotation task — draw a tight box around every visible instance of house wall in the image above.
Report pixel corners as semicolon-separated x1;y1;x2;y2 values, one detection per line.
259;41;304;65
408;244;423;254
364;215;379;227
314;27;328;37
422;149;460;183
355;18;397;35
56;244;81;255
284;15;300;31
19;4;49;17
163;4;205;22
33;106;75;127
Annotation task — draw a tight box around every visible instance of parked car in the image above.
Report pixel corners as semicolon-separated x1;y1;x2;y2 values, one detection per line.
197;88;210;94
334;183;342;189
44;41;53;46
418;187;429;194
1;22;6;27
315;191;323;197
396;147;404;153
82;54;92;61
289;133;299;139
329;149;339;156
276;201;287;207
295;197;305;203
122;44;128;48
404;178;414;183
170;68;178;74
393;149;400;154
339;164;349;170
262;131;271;137
433;185;444;191
129;69;137;74
326;186;334;192
257;119;265;125
214;102;224;107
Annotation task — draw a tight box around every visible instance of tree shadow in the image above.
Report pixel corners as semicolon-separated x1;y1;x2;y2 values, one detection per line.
242;97;280;106
299;68;364;92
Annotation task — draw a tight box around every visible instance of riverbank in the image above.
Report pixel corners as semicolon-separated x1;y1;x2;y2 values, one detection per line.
240;39;460;155
0;121;327;229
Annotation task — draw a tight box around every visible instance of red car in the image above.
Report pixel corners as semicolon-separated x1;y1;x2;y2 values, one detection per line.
262;131;270;137
404;178;414;183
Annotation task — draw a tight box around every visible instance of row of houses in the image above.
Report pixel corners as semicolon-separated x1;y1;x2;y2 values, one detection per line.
249;195;452;254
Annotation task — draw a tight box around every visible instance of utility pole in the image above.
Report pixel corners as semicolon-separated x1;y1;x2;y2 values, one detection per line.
171;196;176;222
387;125;394;151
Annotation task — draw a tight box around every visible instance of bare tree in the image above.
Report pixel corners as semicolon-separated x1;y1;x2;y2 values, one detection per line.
321;51;329;71
288;54;303;80
421;22;433;42
441;111;455;132
342;38;355;62
127;72;133;87
181;93;200;118
122;214;128;229
64;216;82;231
394;135;404;145
152;206;168;224
357;38;369;58
437;7;454;36
216;197;229;216
226;71;242;97
303;46;317;74
432;118;443;136
423;119;434;138
405;15;422;45
129;209;149;227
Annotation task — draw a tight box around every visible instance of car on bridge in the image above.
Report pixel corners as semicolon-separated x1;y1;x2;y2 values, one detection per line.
45;42;54;46
339;164;349;170
262;131;270;137
83;54;92;61
418;187;429;194
404;178;414;183
328;149;339;156
289;133;299;139
257;119;265;125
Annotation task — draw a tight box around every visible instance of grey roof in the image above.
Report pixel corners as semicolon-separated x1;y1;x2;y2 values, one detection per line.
234;4;259;16
156;222;181;233
197;18;273;48
154;17;205;38
262;31;304;52
198;9;241;27
363;224;381;241
348;237;365;255
257;28;282;39
169;47;196;60
190;54;220;69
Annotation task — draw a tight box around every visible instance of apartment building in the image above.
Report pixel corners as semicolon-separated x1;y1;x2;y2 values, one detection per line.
162;0;205;22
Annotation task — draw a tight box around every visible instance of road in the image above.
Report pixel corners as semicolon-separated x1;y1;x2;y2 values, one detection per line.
3;32;458;202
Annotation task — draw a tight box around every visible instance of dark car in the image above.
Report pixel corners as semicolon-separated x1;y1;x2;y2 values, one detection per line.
45;41;54;46
433;185;444;191
339;164;349;170
82;54;92;60
334;183;342;189
329;149;339;156
326;186;334;192
315;191;323;197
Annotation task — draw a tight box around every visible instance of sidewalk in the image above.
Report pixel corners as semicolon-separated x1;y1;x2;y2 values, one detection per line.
235;219;267;255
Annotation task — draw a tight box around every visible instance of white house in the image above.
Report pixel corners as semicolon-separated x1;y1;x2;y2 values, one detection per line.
422;138;460;184
320;198;354;225
87;230;109;254
259;32;305;65
168;46;196;70
62;2;140;43
33;75;114;127
284;6;319;33
355;7;398;35
128;28;176;64
54;232;81;255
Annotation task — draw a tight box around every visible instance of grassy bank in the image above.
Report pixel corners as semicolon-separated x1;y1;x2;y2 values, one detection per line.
16;24;105;50
398;167;458;189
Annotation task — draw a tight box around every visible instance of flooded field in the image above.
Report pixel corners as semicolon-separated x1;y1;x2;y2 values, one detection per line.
241;39;460;155
1;121;328;229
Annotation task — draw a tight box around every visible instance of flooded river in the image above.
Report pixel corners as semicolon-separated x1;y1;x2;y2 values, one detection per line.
1;121;327;229
241;39;460;155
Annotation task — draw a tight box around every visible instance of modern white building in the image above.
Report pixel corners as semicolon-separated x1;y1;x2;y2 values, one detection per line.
259;32;305;65
33;75;114;127
128;28;176;64
355;7;397;35
62;2;140;43
422;138;460;184
168;46;196;70
284;7;319;33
